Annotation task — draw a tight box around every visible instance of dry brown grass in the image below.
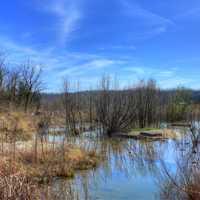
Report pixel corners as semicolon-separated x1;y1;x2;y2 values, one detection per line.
0;111;99;199
0;143;99;182
25;146;98;180
0;172;40;200
0;112;37;132
0;112;38;141
0;111;67;141
0;142;99;199
163;128;178;139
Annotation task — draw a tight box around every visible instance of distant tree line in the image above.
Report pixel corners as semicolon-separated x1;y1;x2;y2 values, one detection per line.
0;54;196;136
60;76;195;136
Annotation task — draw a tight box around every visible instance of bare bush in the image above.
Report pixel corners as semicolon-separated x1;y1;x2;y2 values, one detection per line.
134;79;160;128
95;76;137;136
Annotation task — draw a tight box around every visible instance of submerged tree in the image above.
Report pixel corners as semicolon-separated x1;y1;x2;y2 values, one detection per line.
166;87;192;122
134;79;160;128
159;116;200;200
95;76;137;136
63;79;84;135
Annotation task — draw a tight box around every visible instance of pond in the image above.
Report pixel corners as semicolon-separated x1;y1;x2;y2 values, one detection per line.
45;128;190;200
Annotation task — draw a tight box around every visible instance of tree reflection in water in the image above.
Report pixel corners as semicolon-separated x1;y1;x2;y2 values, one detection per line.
45;134;171;200
45;124;200;200
159;124;200;200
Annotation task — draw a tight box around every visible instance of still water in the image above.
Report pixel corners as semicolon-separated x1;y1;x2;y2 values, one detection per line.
44;128;186;200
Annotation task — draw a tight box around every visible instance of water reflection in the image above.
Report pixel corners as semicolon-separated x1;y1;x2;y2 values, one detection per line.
159;126;200;200
42;131;181;200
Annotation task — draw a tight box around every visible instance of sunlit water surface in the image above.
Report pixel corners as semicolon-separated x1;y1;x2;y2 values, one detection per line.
45;129;186;200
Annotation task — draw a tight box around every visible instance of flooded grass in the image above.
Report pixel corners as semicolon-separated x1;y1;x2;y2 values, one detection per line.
1;124;200;200
1;144;99;180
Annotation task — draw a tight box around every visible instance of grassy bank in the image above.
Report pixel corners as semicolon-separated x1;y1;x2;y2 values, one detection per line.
0;111;38;141
0;111;99;199
127;127;177;139
131;127;161;132
0;141;99;199
0;111;67;141
1;144;99;181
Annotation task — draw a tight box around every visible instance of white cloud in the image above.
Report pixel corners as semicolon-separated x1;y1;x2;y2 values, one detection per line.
58;58;121;78
124;66;195;89
125;66;145;75
38;0;82;45
0;36;197;91
158;70;174;78
99;45;136;51
121;0;174;37
79;59;117;69
158;77;192;89
125;66;177;78
122;0;174;25
0;36;124;91
176;7;200;19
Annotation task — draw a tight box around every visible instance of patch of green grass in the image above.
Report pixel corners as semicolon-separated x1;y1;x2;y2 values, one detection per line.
131;127;160;132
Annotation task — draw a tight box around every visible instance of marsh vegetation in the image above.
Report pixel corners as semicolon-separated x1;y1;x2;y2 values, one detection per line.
1;55;200;199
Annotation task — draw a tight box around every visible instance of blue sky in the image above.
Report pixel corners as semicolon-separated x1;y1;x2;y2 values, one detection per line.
0;0;200;92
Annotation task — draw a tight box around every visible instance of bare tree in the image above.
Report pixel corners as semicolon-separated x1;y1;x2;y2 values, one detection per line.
20;61;43;112
0;55;7;103
166;87;192;123
6;68;20;108
95;76;137;136
135;79;160;128
159;116;200;200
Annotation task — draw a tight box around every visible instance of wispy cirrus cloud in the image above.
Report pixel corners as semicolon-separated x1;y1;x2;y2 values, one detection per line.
176;7;200;20
79;59;119;69
0;36;123;91
99;45;136;51
125;66;177;77
125;66;145;75
38;0;82;45
121;0;174;25
120;0;174;38
0;35;198;91
159;77;193;89
124;66;195;89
